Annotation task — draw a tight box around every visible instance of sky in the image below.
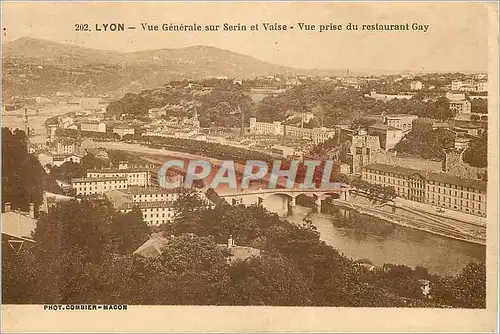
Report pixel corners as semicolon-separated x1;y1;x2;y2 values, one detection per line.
1;2;493;72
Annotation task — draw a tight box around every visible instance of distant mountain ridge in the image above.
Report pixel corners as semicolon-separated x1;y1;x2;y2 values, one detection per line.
3;37;296;78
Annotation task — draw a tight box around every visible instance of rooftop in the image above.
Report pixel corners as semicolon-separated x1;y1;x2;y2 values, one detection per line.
87;167;153;173
126;187;184;195
118;201;174;210
133;233;170;258
2;211;37;240
72;176;128;183
369;123;402;131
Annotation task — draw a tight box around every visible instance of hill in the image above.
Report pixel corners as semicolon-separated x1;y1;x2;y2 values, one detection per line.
2;37;305;97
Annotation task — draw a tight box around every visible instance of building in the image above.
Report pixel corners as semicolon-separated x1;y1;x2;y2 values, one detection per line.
338;127;381;174
2;202;37;254
56;138;80;155
80;120;106;133
118;201;175;226
365;91;413;102
87;167;152;187
249;118;336;145
383;114;418;133
476;81;488;92
450;100;472;115
113;126;135;138
46;124;58;143
37;151;54;167
148;107;167;119
72;176;128;196
133;233;171;258
53;154;83;167
412;118;450;132
451;80;462;91
410;81;423;90
127;187;182;203
362;163;487;217
367;124;404;151
446;92;466;101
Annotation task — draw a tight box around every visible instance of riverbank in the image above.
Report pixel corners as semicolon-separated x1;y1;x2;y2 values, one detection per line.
79;139;487;245
332;198;486;246
285;205;484;276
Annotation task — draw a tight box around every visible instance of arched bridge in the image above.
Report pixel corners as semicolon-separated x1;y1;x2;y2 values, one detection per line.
218;186;352;215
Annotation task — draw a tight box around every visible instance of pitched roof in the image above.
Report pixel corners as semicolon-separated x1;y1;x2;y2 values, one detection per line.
1;212;37;239
133;233;170;258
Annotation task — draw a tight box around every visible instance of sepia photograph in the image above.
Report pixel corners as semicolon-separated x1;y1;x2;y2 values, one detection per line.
1;1;498;332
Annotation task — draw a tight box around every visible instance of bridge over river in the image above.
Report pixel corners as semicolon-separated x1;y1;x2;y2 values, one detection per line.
218;186;352;215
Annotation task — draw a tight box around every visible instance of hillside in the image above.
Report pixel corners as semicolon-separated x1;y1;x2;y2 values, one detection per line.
3;37;123;66
2;37;301;98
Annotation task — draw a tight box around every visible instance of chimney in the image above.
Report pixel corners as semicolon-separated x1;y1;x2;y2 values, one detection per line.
29;203;35;219
5;202;11;212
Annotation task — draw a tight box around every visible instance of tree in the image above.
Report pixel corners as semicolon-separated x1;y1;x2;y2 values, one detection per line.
435;97;454;120
109;208;151;254
135;234;232;305
453;262;486;308
228;254;313;305
2;128;60;211
463;132;487;168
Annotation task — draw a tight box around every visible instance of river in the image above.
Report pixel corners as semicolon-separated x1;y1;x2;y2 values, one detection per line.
236;193;485;276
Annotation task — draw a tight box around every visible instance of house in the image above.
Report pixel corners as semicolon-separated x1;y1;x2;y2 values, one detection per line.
368;124;404;151
80;120;106;133
56;138;80;155
450;100;471;115
133;233;171;258
53;154;83;167
2;202;37;254
113;126;135;138
383;114;418;133
37;150;54;168
410;81;423;90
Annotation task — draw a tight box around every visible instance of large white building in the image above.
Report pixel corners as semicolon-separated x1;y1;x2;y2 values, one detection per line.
56;138;80;155
362;163;487;217
72;176;128;196
249;118;335;145
118;201;175;226
383;114;419;133
450;100;472;115
410;81;423;90
80;120;106;133
86;167;151;187
109;187;213;226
